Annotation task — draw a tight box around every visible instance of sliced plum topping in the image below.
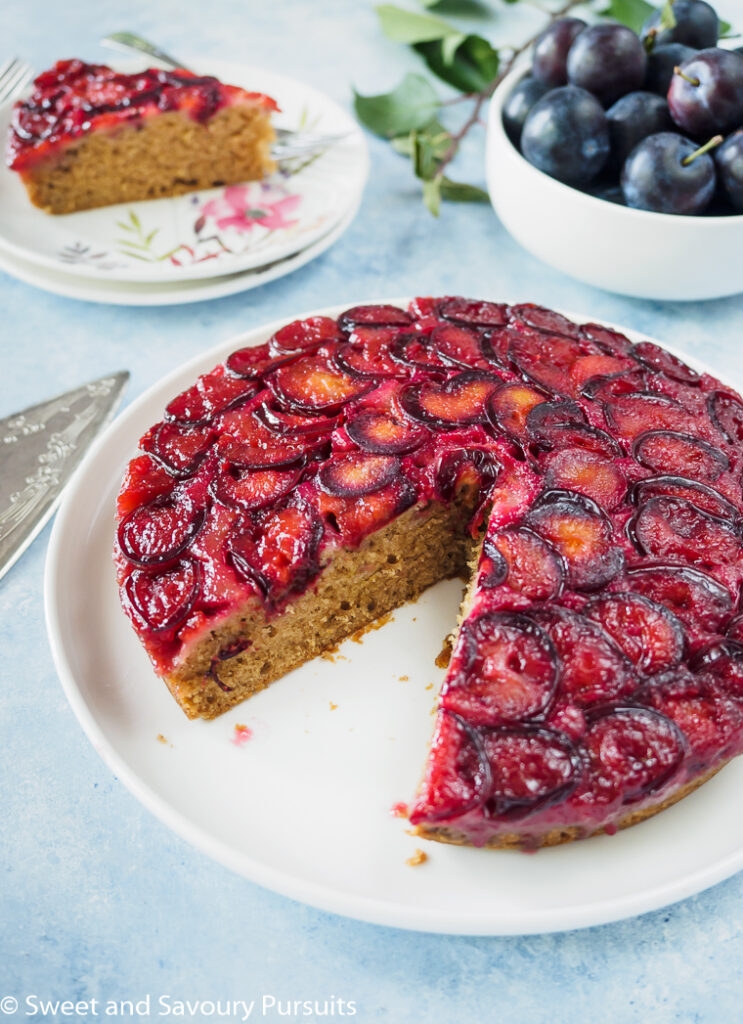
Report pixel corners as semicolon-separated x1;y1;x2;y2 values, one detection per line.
217;436;315;471
434;447;501;509
389;332;446;373
337;304;412;332
633;432;728;484
318;476;417;543
692;640;743;696
526;398;587;441
400;371;500;429
510;331;590;396
269;316;340;356
443;612;559;726
582;705;685;805
625;565;733;638
333;332;401;379
709;390;743;445
486;382;546;445
604;392;692;440
524;489;624;591
533;607;638;706
542;449;627;511
630;475;738;520
489;527;565;600
211;463;302;511
478;538;509;589
585;593;684;676
480;726;582;819
633;341;701;386
165;371;257;426
580;322;635;356
408;711;491;824
726;614;743;645
538;421;623;459
509;304;582;339
580;369;648;402
346;408;428;455
480;326;521;368
630;495;741;567
318;452;401;498
225;344;287;380
569;354;635;391
642;671;742;768
437;297;508;328
255;401;337;437
430;324;488;369
141;421;214;480
226;500;323;599
270;356;372;413
118;496;206;567
124;558;201;634
117;454;176;519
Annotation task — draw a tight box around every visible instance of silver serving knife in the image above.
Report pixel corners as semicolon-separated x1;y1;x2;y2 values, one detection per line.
0;371;129;581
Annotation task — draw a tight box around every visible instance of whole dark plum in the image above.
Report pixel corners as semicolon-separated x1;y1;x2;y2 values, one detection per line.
567;24;647;106
642;0;719;49
521;86;610;186
532;18;587;87
668;49;743;137
621;132;717;214
607;91;674;168
645;43;697;94
503;76;551;146
715;130;743;211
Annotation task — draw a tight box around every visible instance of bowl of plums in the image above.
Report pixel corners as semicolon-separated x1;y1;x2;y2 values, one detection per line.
487;0;743;300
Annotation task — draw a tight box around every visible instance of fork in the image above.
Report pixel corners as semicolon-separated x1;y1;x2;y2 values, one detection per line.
100;32;352;161
0;57;34;105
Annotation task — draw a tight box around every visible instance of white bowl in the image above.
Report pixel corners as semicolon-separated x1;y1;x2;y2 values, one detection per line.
486;68;743;301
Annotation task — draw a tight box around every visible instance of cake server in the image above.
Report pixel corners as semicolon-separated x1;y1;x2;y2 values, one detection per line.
0;371;129;582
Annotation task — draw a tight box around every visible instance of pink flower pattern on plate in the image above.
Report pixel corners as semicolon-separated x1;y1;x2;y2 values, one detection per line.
200;182;302;234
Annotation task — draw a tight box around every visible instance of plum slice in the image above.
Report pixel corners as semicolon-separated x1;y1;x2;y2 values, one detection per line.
586;593;684;676
333;331;401;379
443;612;559;726
346;408;428;455
709;390;743;445
726;614;743;645
580;322;635;356
630;475;738;520
434;447;501;508
542;449;626;511
318;452;401;498
255;401;337;438
486;382;546;445
141;421;214;480
318;476;417;543
633;431;728;483
633;341;701;386
526;399;587;440
408;711;491;824
488;527;565;600
217;436;317;472
118;496;206;567
165;370;257;426
603;392;692;439
569;354;636;391
124;558;201;634
630;495;741;567
691;640;743;698
225;344;288;380
480;725;583;819
625;565;733;637
270;356;373;413
389;331;446;373
510;331;591;396
338;304;412;332
226;499;323;599
478;538;509;589
430;324;488;369
269;315;340;356
400;371;500;428
536;421;623;459
582;705;685;805
524;489;624;591
437;297;508;328
580;369;648;402
509;304;582;339
533;606;638;706
211;463;302;511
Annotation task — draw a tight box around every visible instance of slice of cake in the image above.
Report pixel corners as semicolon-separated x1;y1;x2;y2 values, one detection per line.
6;59;277;214
114;297;743;848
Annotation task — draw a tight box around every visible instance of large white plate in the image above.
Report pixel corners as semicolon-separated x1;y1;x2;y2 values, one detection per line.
0;60;368;283
44;301;743;935
0;197;360;306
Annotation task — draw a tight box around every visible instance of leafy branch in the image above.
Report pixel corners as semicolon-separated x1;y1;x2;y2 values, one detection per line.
354;0;657;214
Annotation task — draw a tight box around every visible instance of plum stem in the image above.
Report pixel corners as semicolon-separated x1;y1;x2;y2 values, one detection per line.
674;65;701;87
681;135;724;166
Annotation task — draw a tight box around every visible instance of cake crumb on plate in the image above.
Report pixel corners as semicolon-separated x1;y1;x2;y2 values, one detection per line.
406;849;428;867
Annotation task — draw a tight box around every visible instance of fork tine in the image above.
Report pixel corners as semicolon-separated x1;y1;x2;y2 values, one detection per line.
0;58;20;90
0;62;34;104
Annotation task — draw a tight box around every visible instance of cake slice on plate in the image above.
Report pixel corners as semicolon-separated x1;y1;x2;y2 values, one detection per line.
6;59;277;214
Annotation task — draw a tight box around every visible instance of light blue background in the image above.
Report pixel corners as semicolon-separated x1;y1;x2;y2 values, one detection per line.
3;1;743;1021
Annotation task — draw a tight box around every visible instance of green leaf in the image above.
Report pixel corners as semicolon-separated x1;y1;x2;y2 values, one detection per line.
422;176;442;216
128;210;142;231
353;73;440;138
414;33;499;91
600;0;654;33
719;19;736;38
439;177;489;202
659;1;676;30
412;125;450;180
420;0;491;16
375;4;459;44
390;133;415;156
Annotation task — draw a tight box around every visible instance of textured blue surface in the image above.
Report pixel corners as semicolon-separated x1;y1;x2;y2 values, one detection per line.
4;1;743;1020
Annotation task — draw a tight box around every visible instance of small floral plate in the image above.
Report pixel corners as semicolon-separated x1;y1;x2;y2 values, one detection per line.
0;59;368;283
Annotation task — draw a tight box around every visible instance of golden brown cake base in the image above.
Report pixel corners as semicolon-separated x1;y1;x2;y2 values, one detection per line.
167;500;477;720
21;105;275;214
